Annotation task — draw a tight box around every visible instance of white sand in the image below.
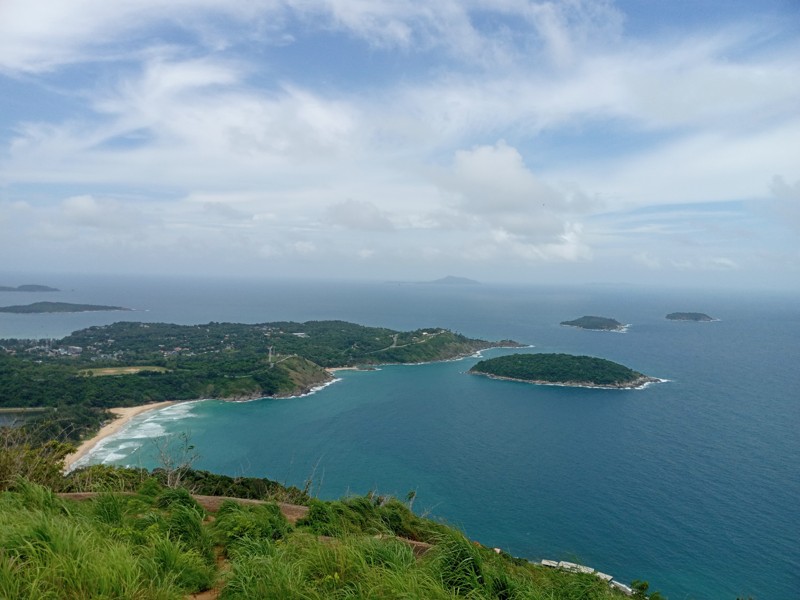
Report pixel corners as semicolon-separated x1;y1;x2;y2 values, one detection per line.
62;401;177;472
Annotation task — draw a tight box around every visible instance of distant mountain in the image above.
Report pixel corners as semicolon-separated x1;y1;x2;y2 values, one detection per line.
385;275;481;286
0;284;59;292
426;276;480;285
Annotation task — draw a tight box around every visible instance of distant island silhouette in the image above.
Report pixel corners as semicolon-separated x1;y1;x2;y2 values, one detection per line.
386;275;480;285
0;302;131;314
666;312;715;321
0;284;59;292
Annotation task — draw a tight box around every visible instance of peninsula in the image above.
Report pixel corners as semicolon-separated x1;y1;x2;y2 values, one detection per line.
666;312;715;321
0;301;131;314
470;353;659;389
0;320;519;442
560;315;626;332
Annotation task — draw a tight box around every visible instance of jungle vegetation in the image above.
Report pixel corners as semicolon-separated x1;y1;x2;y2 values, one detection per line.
0;320;511;442
470;353;655;388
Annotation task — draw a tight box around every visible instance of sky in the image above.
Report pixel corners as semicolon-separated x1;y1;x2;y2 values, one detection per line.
1;0;799;289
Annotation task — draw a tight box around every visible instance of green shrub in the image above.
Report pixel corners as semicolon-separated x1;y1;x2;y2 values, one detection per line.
138;475;165;497
167;503;214;565
92;492;125;526
144;535;215;593
64;464;150;493
429;530;485;594
214;500;291;551
155;486;202;511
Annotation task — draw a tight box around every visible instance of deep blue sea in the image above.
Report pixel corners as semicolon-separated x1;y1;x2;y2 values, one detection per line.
2;275;798;599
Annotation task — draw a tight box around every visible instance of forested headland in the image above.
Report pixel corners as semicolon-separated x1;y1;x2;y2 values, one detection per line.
0;320;515;442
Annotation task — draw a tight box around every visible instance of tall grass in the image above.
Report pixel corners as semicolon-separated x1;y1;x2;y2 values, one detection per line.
297;494;449;541
0;481;634;600
0;481;211;599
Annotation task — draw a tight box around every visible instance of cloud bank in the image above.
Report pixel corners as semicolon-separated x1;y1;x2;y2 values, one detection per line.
0;0;798;287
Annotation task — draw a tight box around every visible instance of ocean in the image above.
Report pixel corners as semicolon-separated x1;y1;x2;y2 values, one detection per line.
2;275;798;599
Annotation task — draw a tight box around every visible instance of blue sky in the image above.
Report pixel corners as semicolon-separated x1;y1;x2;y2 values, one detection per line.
1;1;798;289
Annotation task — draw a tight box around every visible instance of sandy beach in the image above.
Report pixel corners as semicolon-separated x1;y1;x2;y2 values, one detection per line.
62;401;178;472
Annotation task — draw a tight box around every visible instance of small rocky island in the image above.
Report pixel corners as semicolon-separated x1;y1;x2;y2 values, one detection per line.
470;353;659;389
0;302;131;314
666;312;715;321
560;315;626;332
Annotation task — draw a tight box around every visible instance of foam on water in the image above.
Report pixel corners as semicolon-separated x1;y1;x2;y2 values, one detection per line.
70;401;203;470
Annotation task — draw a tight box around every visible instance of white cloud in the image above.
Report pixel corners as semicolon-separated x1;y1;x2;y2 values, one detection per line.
421;141;595;264
769;176;800;233
0;1;798;285
434;141;593;241
326;200;395;231
556;120;800;208
0;0;280;73
634;252;662;269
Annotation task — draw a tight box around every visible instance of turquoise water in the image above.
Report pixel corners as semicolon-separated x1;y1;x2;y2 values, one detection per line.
4;277;799;599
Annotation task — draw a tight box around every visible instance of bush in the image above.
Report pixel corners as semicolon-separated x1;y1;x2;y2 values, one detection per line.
214;500;291;551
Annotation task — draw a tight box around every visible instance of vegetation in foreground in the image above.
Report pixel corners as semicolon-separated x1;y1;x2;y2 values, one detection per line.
0;476;644;599
470;353;655;388
0;426;662;599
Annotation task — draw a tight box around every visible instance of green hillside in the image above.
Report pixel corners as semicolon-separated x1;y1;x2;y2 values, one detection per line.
0;469;650;599
0;320;514;443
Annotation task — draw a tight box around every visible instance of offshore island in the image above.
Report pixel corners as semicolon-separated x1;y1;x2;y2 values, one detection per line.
470;353;659;389
0;284;59;292
0;301;131;314
666;312;715;321
560;315;627;331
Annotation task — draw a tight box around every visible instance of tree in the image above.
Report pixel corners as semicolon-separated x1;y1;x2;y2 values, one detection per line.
0;423;72;490
153;432;198;489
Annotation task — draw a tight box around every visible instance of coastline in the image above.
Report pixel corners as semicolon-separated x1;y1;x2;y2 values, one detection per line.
61;346;518;471
62;401;178;472
561;323;630;333
470;371;663;390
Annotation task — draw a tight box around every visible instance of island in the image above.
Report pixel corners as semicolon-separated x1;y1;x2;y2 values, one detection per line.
0;284;59;292
469;353;659;389
0;301;131;314
387;275;481;285
560;315;626;332
426;275;480;285
666;312;715;321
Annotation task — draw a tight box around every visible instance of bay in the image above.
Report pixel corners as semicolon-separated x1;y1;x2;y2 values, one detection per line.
4;275;799;599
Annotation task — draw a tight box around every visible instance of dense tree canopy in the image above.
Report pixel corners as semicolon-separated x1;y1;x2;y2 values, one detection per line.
470;353;654;388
